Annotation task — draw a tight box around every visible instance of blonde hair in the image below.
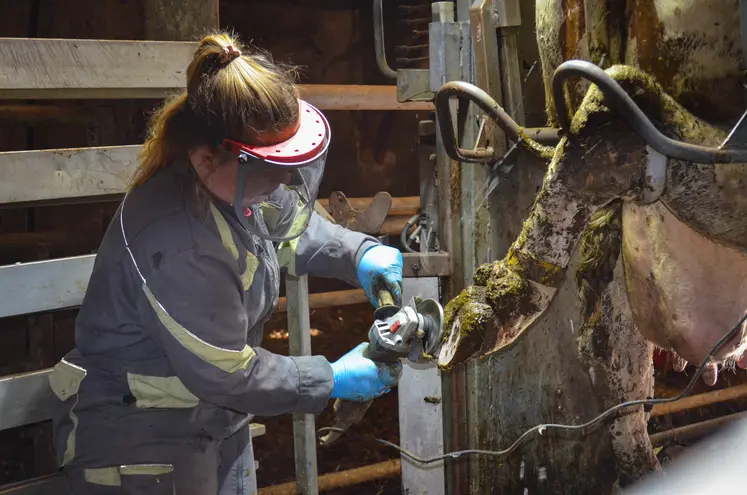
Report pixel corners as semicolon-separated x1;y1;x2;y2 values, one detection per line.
129;31;300;188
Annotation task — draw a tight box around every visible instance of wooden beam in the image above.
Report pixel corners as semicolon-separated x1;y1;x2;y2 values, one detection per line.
298;85;433;111
0;145;138;204
0;144;423;207
275;289;368;313
0;369;58;431
649;411;747;447
0;38;431;110
0;251;443;319
651;383;747;418
0;255;94;319
0;38;195;99
258;459;401;495
0;473;72;495
0;366;272;435
318;195;419;217
0;105;102;124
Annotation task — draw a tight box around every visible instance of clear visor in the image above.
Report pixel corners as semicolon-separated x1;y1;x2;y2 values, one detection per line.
223;100;330;243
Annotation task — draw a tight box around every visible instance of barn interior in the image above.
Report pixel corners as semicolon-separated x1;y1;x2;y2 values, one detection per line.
2;1;747;494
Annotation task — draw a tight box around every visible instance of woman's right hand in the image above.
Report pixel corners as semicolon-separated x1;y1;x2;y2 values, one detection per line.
329;343;402;403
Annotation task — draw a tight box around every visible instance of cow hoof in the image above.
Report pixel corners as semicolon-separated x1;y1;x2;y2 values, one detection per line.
702;362;718;386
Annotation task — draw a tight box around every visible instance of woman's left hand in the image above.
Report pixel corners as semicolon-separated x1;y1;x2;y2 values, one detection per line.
356;245;403;308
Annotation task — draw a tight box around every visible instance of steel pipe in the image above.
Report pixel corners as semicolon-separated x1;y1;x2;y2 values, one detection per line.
298;85;433;111
258;459;401;495
649;411;747;447
651;383;747;418
276;289;368;313
373;0;397;79
434;80;559;163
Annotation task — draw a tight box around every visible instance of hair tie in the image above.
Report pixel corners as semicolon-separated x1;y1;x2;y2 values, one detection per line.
219;44;241;65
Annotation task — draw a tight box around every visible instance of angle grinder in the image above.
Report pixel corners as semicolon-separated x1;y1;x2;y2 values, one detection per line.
319;289;444;446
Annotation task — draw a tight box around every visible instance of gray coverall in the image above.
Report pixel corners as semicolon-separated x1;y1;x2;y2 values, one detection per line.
48;161;380;494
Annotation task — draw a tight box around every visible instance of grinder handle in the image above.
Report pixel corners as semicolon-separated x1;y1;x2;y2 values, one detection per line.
377;289;394;308
319;289;397;446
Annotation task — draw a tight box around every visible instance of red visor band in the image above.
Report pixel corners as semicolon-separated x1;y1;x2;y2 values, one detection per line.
222;100;329;166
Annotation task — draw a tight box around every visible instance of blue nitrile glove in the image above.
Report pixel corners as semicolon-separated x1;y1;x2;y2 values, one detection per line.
330;343;402;403
356;244;403;308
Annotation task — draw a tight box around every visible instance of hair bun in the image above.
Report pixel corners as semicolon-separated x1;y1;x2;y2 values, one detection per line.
219;44;242;65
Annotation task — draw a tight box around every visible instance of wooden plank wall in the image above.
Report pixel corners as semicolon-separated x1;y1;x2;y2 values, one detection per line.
0;0;145;483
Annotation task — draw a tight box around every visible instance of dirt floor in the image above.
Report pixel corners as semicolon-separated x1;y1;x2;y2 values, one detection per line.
254;301;402;494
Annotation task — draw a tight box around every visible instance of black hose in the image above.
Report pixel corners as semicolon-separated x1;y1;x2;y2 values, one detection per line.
400;213;420;253
551;59;747;164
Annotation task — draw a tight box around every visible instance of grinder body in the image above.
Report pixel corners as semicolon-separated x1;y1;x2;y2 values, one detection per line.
318;292;443;446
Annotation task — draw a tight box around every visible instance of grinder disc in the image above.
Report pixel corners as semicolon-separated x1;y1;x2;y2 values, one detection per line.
415;298;445;357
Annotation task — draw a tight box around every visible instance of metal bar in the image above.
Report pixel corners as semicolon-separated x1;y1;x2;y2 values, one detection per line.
258;459;400;495
373;0;397;79
470;0;506;156
0;255;94;318
416;121;439;254
499;27;525;127
649;411;747;447
430;4;471;495
398;278;444;495
430;5;465;301
651;384;747;418
285;274;319;495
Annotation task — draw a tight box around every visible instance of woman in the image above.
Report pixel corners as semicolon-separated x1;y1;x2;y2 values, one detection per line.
48;32;403;494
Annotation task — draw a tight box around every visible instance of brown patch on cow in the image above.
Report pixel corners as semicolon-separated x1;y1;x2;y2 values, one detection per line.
561;0;587;111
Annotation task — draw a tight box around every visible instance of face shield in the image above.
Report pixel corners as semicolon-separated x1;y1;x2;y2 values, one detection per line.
222;99;330;243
